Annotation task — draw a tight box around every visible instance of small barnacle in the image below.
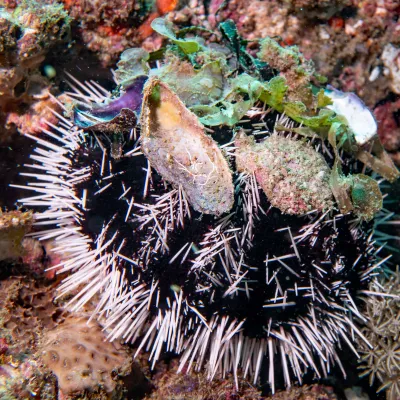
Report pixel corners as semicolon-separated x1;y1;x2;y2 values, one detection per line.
140;77;234;216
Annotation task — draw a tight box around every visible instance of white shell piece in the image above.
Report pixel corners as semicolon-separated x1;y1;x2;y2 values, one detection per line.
325;86;377;146
368;66;380;82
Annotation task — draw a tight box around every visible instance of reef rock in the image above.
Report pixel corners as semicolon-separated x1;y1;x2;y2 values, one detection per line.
0;1;69;141
0;277;64;399
144;359;265;400
0;209;33;261
266;384;338;399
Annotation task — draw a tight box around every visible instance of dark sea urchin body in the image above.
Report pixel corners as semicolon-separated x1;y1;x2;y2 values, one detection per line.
13;85;381;394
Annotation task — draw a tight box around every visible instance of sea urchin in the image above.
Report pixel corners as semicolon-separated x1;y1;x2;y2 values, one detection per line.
12;19;398;394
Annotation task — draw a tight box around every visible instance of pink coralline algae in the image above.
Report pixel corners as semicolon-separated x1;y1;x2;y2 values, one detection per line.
235;132;333;215
374;99;400;165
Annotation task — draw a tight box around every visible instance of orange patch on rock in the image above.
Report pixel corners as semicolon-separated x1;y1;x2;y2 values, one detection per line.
329;17;344;31
156;0;178;14
139;0;178;39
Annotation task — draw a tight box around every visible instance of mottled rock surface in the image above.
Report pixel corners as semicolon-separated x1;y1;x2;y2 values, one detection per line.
235;133;333;215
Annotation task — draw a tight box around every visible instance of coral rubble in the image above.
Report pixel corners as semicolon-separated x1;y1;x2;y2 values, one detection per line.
144;361;341;400
0;275;136;399
374;99;400;166
266;384;338;399
63;0;178;66
143;359;265;400
0;277;63;399
382;43;400;95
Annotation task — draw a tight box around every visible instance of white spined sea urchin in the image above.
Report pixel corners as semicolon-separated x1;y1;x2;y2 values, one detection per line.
11;17;400;395
11;77;387;394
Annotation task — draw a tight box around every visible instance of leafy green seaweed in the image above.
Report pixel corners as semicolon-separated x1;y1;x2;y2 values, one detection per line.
151;18;200;55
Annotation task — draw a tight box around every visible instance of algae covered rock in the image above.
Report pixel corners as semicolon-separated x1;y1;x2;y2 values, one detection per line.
257;36;316;107
140;78;234;216
350;174;382;221
0;209;33;261
235;132;333;215
0;0;70;140
0;277;64;399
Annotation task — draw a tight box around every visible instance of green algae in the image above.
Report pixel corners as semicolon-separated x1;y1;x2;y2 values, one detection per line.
157;57;226;107
151;18;200;55
351;175;383;221
115;48;150;88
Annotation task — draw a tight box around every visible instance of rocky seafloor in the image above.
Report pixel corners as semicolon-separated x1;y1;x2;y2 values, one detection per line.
1;1;400;400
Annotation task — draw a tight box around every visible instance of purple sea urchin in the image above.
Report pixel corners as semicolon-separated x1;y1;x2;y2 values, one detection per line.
11;19;399;395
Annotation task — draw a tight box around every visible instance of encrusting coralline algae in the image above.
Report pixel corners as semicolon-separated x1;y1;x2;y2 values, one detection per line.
235;132;333;215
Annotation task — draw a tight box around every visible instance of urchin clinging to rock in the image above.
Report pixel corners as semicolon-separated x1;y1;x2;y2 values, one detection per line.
12;17;399;394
